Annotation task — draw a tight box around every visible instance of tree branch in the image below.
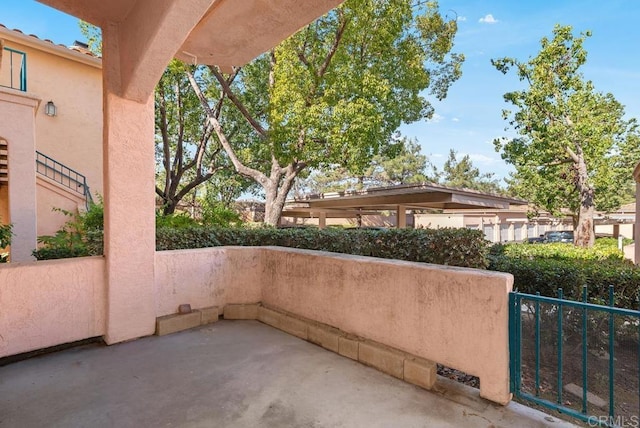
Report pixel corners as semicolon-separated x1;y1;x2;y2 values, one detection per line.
317;9;347;79
185;68;270;187
157;84;172;196
565;146;580;164
208;65;267;138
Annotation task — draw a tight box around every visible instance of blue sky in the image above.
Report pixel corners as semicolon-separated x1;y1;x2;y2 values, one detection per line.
2;1;640;183
401;0;640;181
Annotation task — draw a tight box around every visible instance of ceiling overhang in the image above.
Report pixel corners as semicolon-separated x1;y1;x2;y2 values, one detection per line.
37;0;342;72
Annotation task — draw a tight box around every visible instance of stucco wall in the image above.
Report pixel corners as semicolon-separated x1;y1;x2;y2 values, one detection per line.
16;42;103;196
155;247;263;317
260;247;513;404
156;246;513;404
415;213;465;229
0;257;105;358
36;176;86;237
3;246;513;404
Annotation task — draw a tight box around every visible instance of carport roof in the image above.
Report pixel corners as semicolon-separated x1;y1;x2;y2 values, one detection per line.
284;183;528;217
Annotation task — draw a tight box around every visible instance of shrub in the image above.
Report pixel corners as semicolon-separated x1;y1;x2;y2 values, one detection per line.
488;241;639;308
0;219;11;263
201;203;242;227
155;212;200;229
495;241;626;261
155;227;490;269
32;204;104;260
156;227;221;250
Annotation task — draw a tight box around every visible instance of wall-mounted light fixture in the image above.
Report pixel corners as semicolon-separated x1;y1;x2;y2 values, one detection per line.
44;101;57;117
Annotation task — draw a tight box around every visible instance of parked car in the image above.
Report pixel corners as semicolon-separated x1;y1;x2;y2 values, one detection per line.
528;230;574;244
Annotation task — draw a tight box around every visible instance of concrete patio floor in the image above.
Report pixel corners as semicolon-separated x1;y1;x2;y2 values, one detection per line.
0;320;575;428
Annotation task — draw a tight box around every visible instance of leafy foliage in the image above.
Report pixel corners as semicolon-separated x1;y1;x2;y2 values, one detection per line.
78;21;102;55
155;211;200;229
492;25;640;247
188;0;463;225
201;202;242;227
156;227;489;269
489;241;639;308
294;136;436;194
494;240;626;262
439;149;503;193
32;204;104;260
155;61;251;215
0;219;12;263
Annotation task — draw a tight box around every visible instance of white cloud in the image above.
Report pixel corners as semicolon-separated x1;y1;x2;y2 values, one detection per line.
451;117;460;122
457;16;467;22
466;153;500;164
479;14;499;24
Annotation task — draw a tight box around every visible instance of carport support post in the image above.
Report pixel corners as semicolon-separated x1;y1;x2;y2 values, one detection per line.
318;212;326;229
397;205;406;228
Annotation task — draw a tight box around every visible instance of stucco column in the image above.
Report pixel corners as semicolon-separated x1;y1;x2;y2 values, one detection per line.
397;205;406;228
101;27;156;344
102;92;155;344
0;89;39;262
493;215;500;243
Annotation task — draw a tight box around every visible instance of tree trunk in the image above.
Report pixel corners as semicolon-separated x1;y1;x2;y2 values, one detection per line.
573;153;595;248
262;166;299;226
163;201;177;216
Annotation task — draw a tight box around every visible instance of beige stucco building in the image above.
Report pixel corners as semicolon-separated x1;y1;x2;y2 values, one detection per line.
0;25;102;260
415;203;635;243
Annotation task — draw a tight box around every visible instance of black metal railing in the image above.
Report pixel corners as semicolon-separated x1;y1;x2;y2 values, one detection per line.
509;287;640;427
36;151;93;209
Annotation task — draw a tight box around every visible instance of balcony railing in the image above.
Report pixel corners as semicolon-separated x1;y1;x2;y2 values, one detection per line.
36;151;93;209
0;47;27;92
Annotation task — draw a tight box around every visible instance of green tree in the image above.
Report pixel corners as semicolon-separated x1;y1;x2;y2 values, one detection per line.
492;25;639;247
187;0;463;225
79;22;248;216
366;137;434;187
294;136;435;195
78;21;101;55
155;61;244;215
439;149;503;193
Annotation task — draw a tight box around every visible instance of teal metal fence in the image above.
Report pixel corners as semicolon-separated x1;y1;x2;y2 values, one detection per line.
509;287;640;427
36;151;93;210
1;47;27;92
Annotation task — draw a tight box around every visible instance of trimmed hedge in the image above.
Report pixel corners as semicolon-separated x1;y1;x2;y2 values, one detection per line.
489;243;640;309
496;240;627;262
156;227;490;269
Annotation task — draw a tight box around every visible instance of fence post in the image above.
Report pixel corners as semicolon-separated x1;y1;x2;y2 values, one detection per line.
581;285;588;415
608;285;615;420
509;292;517;393
557;288;563;406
